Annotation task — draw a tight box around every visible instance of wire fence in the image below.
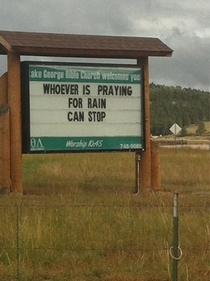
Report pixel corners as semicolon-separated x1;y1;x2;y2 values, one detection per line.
0;200;210;280
154;139;210;150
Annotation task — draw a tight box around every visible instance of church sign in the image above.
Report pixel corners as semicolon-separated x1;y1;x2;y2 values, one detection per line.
21;62;145;153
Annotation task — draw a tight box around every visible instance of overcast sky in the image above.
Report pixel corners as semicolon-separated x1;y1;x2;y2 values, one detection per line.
0;0;209;91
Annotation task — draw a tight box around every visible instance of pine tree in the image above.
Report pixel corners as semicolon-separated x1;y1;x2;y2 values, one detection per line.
196;121;206;135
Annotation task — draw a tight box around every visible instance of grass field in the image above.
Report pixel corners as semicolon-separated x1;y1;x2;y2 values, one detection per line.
0;147;209;280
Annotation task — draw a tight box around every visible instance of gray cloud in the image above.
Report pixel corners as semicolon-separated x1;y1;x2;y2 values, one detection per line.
153;30;210;90
0;0;209;91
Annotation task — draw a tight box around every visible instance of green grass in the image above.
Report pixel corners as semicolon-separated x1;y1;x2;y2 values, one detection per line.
0;148;210;280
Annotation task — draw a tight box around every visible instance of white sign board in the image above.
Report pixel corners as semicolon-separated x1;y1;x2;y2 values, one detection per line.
21;63;144;153
170;123;182;135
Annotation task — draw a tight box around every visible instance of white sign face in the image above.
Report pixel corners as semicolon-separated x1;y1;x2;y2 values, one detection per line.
170;123;182;135
22;63;144;152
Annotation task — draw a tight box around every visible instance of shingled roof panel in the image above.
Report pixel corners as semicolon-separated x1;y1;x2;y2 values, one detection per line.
0;30;173;58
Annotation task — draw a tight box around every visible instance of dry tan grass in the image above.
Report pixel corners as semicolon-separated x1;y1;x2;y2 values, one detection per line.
0;148;209;280
187;121;210;135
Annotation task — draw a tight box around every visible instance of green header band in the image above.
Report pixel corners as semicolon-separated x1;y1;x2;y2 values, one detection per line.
29;65;141;84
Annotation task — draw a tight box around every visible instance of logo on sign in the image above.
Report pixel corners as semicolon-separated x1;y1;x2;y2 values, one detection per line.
30;138;44;150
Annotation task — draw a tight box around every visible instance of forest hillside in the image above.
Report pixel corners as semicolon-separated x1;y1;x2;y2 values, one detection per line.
150;83;210;136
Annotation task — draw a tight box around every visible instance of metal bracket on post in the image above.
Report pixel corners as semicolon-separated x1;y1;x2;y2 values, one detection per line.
134;152;141;194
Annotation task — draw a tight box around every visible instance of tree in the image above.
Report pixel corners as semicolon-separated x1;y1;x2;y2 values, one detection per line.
149;83;210;136
180;126;187;137
196;121;206;135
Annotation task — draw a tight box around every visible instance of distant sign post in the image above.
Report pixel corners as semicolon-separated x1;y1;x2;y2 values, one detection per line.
21;62;145;153
170;123;182;146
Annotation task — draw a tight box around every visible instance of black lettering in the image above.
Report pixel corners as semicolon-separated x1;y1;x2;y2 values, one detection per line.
43;84;79;95
108;85;114;95
55;85;60;94
65;84;70;94
87;98;106;109
98;85;103;95
101;112;106;121
97;85;132;96
101;99;106;109
88;111;92;122
103;86;108;95
88;111;106;122
67;111;84;121
121;86;126;96
67;111;73;121
68;98;83;108
72;84;79;95
87;98;92;108
83;85;90;95
43;84;50;94
61;84;65;94
114;86;119;95
127;86;132;96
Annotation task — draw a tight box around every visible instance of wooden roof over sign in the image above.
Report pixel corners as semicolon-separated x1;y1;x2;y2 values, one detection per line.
0;30;173;58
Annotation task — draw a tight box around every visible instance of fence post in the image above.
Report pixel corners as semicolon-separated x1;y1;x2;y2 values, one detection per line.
170;193;182;281
173;193;179;280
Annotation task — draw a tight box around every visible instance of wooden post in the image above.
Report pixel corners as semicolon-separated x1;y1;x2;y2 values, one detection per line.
0;105;10;192
7;52;22;193
0;73;10;193
0;73;8;105
151;140;161;191
136;57;151;193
